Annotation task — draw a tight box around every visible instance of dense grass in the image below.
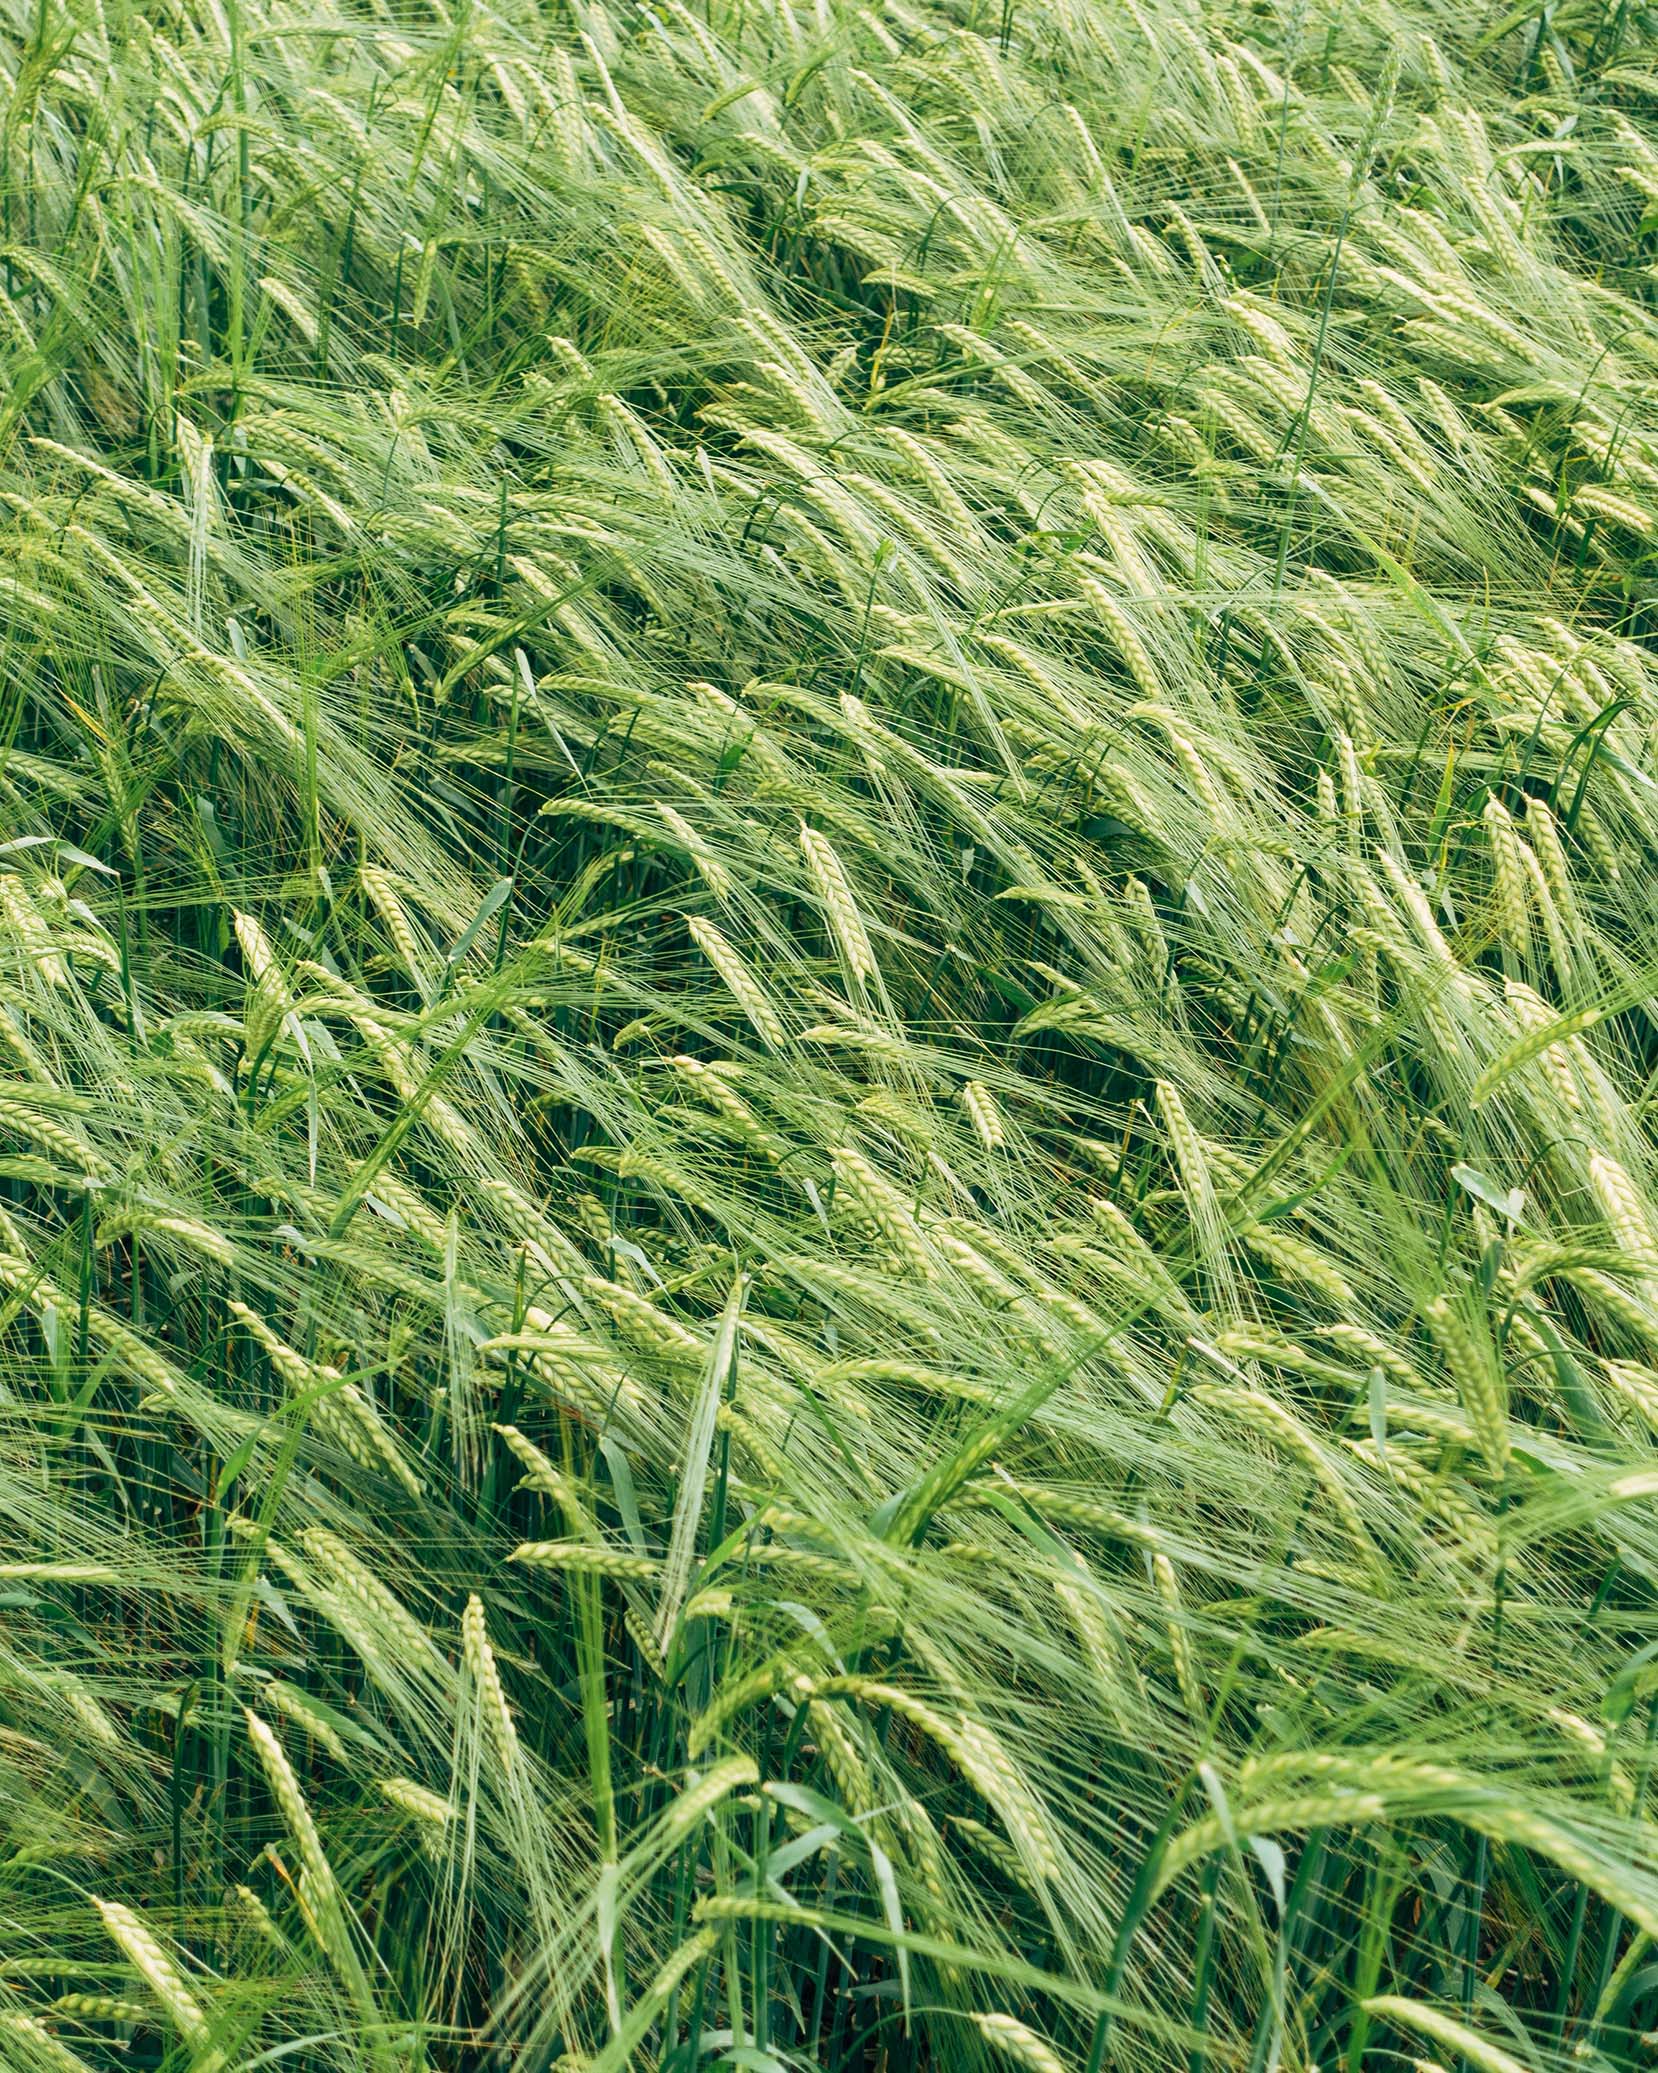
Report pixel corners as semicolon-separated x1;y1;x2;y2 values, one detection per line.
3;0;1658;2065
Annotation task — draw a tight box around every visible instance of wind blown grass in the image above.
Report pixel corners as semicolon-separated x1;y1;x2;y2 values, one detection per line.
1;0;1658;2066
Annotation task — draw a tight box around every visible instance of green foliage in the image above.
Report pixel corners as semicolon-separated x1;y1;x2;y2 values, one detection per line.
1;0;1658;2065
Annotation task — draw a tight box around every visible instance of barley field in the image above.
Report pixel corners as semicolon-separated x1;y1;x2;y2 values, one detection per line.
2;0;1658;2064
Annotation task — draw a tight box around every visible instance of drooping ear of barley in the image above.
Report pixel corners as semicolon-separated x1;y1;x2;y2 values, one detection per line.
462;1593;522;1775
1589;1151;1658;1276
830;1144;934;1280
801;823;878;990
245;1710;344;1924
0;2012;100;2073
687;916;788;1049
90;1900;212;2057
969;2011;1069;2073
1424;1296;1509;1482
